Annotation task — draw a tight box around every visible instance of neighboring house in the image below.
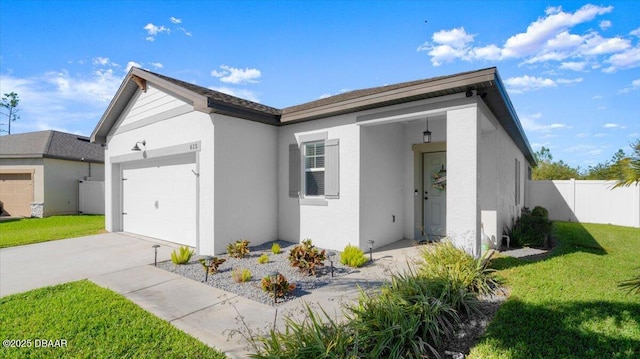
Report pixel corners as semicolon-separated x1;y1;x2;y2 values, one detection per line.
0;130;105;217
91;67;535;256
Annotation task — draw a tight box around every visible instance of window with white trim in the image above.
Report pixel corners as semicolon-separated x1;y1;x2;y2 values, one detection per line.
304;141;325;196
289;136;339;202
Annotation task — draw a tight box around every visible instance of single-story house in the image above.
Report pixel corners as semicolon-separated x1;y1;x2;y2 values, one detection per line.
91;67;535;256
0;130;105;217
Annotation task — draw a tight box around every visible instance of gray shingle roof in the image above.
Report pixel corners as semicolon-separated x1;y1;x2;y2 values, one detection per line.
0;130;104;163
138;69;281;116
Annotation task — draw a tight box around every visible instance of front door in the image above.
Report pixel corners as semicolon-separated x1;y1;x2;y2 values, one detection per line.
423;152;446;240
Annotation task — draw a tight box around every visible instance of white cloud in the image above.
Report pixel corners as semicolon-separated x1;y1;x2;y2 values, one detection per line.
143;20;191;41
432;27;475;47
629;132;640;138
126;61;142;72
150;62;163;69
502;4;612;58
603;123;625;128
0;69;125;135
556;77;583;84
417;4;640;73
505;75;556;92
576;133;589;138
143;23;169;41
520;112;569;132
591;95;603;99
210;65;261;84
560;61;587;71
505;75;583;93
209;86;260;102
92;57;115;66
603;46;640;72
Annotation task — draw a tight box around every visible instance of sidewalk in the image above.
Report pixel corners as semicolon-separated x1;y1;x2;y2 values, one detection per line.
90;239;424;358
0;233;424;358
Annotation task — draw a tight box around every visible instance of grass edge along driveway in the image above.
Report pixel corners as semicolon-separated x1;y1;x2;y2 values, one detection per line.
0;280;226;358
0;215;105;248
470;221;640;359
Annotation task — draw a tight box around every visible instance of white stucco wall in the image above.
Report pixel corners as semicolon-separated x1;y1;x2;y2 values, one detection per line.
104;86;216;254
43;158;104;216
278;115;360;251
446;105;481;255
212;114;278;254
360;122;404;249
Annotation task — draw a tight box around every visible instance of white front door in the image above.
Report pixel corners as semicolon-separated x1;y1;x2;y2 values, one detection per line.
423;152;446;240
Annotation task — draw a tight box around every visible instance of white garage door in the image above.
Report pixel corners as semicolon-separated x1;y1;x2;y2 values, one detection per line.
122;153;197;247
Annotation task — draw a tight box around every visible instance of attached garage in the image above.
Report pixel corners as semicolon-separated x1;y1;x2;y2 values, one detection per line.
0;171;34;217
121;153;197;247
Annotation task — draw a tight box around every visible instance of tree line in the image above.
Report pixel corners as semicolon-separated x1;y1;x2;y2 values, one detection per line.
533;141;640;187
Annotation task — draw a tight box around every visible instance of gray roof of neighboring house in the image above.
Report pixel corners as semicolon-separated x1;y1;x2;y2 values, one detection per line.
0;130;104;163
91;67;535;165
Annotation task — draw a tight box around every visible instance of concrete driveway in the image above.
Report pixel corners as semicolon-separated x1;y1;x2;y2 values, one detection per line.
0;232;176;297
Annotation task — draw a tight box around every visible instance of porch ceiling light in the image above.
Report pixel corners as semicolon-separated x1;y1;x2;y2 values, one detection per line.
423;119;432;143
131;140;146;151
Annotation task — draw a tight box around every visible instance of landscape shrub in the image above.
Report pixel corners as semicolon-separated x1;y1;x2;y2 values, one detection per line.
340;244;367;268
257;254;269;264
531;205;549;218
271;243;281;254
288;239;326;276
198;257;226;274
227;239;250;258
231;268;252;283
250;304;357;358
260;274;296;298
171;246;194;264
419;241;500;296
506;207;552;248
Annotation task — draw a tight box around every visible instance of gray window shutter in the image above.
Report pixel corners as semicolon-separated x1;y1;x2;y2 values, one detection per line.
324;138;339;199
289;144;301;198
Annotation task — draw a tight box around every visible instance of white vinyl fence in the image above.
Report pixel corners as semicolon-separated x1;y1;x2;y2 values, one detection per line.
79;180;105;215
526;179;640;228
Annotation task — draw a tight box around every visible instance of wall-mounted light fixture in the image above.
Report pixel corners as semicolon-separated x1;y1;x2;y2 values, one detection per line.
131;140;146;151
423;118;432;143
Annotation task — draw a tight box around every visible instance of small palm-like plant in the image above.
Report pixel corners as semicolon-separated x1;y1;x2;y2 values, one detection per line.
227;239;250;258
261;274;296;298
198;257;226;274
171;246;194;264
288;239;326;276
619;272;640;295
614;139;640;188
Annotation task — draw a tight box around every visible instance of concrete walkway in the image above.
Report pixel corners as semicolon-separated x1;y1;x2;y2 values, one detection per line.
0;233;425;358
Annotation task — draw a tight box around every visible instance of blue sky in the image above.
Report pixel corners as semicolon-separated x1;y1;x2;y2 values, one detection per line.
1;0;638;169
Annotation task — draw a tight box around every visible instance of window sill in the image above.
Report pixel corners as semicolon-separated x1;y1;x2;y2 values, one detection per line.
300;197;328;206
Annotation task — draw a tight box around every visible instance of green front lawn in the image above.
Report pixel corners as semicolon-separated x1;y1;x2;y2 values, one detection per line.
470;222;640;358
0;280;226;358
0;215;105;248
